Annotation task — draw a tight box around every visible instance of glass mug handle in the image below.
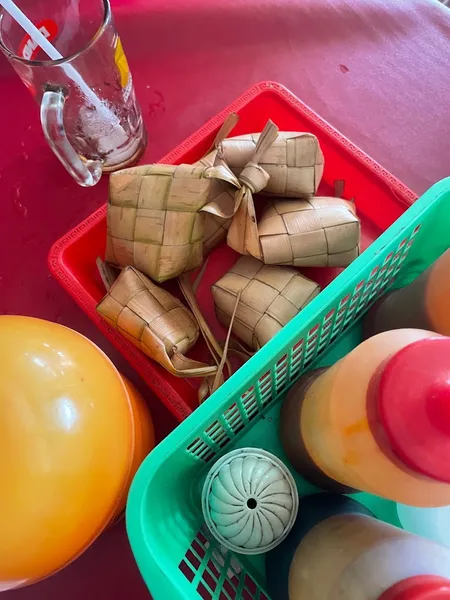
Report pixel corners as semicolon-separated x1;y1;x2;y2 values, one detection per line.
40;89;103;187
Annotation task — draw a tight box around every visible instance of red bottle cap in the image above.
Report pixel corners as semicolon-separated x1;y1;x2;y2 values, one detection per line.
379;576;450;599
377;337;450;483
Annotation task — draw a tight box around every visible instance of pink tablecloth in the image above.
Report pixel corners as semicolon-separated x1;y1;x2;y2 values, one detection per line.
1;0;449;598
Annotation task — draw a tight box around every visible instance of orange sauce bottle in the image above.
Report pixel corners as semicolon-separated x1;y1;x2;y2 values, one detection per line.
280;330;450;506
364;248;450;337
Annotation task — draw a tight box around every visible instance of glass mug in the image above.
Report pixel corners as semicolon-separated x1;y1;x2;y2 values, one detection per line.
0;0;147;186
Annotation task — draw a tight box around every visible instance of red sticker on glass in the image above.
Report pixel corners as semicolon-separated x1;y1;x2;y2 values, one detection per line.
18;19;58;61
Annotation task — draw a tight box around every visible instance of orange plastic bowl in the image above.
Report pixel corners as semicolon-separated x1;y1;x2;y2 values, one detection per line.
0;316;151;590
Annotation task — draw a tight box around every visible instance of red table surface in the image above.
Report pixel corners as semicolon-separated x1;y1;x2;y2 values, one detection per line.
1;0;449;598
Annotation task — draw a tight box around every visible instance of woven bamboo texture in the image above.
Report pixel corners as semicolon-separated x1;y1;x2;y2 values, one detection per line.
204;131;324;198
106;163;239;282
96;266;217;378
257;197;360;267
212;256;320;350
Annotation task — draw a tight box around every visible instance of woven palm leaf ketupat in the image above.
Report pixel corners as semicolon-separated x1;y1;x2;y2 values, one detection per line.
204;131;324;198
193;114;242;254
198;117;324;252
257;197;360;267
226;120;282;260
193;153;228;254
196;162;237;254
96;266;218;378
224;123;360;267
212;257;320;351
106;163;239;282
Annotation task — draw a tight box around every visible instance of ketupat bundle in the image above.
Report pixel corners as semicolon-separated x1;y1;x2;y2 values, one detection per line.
97;266;218;378
106;163;239;282
105;118;341;276
212;256;320;351
225;120;281;261
194;113;241;253
100;116;359;396
217;121;360;268
196;117;292;256
204;131;324;198
199;170;236;255
257;197;360;267
195;118;325;257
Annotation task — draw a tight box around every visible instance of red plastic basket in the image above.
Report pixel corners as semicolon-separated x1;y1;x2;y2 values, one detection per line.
48;81;416;422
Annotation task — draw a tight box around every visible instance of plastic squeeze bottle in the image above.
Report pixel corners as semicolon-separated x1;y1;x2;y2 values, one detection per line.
266;494;450;600
364;248;450;338
280;330;450;506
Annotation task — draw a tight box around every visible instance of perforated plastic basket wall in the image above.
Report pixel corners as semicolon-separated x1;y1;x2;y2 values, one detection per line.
127;178;450;600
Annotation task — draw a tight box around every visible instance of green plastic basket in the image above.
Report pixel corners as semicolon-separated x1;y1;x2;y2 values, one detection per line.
127;178;450;600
